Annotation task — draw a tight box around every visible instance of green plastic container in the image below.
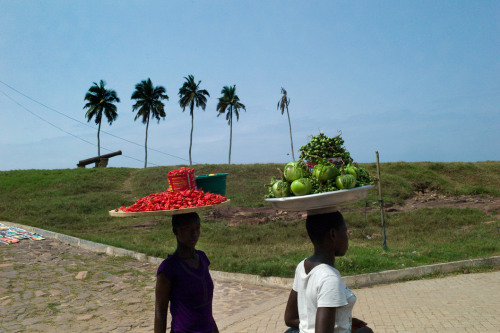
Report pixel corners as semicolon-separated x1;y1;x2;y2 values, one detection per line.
195;173;228;196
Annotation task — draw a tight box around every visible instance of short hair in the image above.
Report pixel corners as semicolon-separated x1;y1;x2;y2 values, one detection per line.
172;212;200;232
306;211;344;244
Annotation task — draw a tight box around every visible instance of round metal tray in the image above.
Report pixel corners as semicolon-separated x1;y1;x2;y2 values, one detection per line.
265;186;374;214
109;199;230;217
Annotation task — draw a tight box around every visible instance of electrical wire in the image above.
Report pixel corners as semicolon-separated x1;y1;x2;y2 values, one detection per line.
0;79;197;164
0;88;160;167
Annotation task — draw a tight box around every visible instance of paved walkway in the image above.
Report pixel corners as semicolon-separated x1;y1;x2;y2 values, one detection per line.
1;237;499;332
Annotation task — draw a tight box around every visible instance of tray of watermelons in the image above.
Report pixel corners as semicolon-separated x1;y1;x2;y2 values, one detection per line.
264;133;375;214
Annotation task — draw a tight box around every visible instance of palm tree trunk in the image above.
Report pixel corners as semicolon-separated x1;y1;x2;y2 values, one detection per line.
97;120;102;157
144;115;149;168
229;106;232;165
286;106;295;160
189;104;194;165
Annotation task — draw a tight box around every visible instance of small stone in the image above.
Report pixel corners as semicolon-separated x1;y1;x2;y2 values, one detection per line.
49;289;62;296
22;317;42;325
76;314;93;321
126;298;142;304
17;313;28;321
2;298;12;306
0;271;17;278
35;290;46;297
75;271;88;280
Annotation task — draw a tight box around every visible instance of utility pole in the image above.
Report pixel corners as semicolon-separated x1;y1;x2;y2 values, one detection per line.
376;151;387;249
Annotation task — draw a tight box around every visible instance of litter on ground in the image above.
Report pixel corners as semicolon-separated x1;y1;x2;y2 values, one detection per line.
0;223;44;245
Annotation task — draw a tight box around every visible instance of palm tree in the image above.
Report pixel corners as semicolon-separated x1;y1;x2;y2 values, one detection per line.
216;85;246;164
83;80;120;157
277;87;295;160
131;78;169;168
178;75;210;165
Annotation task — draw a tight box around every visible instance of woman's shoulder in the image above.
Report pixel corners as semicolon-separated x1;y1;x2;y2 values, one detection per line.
317;264;341;276
163;253;178;264
314;265;346;289
310;264;342;282
157;254;178;275
196;250;210;265
295;259;307;272
196;249;207;257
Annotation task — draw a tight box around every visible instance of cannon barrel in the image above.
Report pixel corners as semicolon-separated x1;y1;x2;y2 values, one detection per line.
77;150;122;167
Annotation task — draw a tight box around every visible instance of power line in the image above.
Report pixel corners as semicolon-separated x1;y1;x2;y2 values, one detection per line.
0;79;197;164
0;88;160;167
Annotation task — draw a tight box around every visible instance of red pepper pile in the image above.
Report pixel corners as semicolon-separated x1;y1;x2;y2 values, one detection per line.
118;189;227;213
168;167;194;176
116;167;227;213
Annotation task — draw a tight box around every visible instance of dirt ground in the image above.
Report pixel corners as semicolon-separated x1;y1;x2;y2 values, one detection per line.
206;189;500;226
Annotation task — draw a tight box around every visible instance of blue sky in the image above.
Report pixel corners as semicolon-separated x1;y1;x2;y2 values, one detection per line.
1;0;498;170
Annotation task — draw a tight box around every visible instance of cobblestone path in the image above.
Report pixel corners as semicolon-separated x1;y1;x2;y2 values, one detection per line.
0;240;287;333
1;237;499;332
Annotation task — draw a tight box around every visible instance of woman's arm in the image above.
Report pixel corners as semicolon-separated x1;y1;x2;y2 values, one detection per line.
315;307;336;333
352;318;373;333
154;273;172;333
352;317;367;330
212;317;219;333
284;290;300;328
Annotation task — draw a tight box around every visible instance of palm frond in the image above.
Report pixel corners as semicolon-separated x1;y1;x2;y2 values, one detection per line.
131;78;167;124
83;80;119;125
178;75;209;114
277;87;290;115
216;85;247;125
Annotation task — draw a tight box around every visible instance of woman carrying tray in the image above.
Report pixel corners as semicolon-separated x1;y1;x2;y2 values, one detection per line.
284;211;373;333
154;212;219;333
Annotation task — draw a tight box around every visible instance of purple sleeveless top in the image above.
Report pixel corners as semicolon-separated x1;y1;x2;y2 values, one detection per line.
157;250;215;333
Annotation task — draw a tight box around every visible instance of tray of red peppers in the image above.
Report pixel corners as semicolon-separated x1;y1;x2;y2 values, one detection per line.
109;167;229;217
110;189;229;217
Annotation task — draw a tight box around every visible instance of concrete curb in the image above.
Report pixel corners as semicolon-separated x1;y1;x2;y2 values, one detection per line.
2;221;499;289
342;256;500;288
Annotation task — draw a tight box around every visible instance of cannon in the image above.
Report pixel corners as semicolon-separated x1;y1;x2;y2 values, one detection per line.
77;150;122;168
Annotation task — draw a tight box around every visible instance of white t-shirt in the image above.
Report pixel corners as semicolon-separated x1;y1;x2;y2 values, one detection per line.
292;259;357;333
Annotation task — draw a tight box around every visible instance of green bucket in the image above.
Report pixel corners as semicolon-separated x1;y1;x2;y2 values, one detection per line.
195;173;229;196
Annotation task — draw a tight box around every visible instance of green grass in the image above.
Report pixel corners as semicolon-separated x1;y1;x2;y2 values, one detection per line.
0;162;498;278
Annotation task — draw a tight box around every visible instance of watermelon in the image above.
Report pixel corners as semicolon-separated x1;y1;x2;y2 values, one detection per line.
290;178;313;196
313;164;339;182
345;164;358;179
272;180;291;197
335;174;357;189
284;161;308;182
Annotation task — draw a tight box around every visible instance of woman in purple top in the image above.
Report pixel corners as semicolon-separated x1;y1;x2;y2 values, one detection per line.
154;212;219;333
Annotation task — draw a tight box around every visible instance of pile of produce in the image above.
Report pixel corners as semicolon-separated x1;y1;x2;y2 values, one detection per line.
117;189;227;212
266;133;374;198
167;166;196;191
168;166;195;177
299;132;352;164
116;167;227;213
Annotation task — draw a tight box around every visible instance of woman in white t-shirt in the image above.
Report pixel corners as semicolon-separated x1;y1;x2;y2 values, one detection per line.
284;211;373;333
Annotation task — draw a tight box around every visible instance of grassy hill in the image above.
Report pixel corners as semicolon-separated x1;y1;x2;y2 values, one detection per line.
1;161;498;277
